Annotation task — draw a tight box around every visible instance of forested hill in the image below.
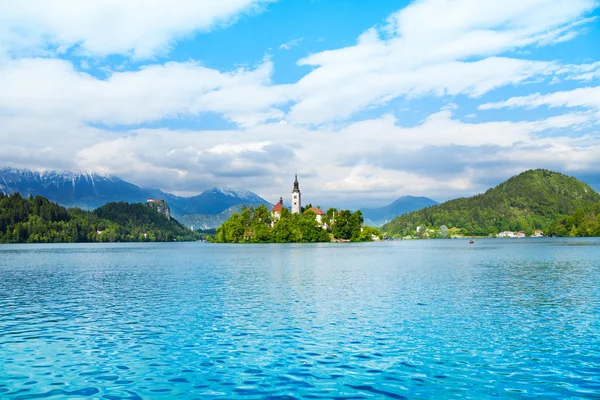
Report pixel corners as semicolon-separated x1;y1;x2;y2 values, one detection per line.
0;193;200;243
381;169;600;237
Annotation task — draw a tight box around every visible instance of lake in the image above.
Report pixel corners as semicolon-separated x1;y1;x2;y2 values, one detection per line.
1;239;599;399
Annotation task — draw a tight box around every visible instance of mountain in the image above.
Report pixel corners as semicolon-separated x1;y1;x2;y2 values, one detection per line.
179;205;256;231
0;167;148;209
0;168;271;229
381;169;600;237
361;196;438;226
180;187;271;215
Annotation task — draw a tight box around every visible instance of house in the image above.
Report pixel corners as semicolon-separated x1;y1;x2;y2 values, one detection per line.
308;207;327;229
498;231;516;238
271;197;285;227
532;230;543;237
517;231;526;238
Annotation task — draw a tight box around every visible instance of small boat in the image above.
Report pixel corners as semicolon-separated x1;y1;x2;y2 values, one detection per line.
469;239;475;245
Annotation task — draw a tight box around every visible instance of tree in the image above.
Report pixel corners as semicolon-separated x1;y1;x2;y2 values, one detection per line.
440;225;449;238
358;226;381;242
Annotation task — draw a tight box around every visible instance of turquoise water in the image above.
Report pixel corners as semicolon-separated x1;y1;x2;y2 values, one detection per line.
1;239;599;399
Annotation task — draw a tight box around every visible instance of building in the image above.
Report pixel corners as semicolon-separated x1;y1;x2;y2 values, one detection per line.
292;174;301;214
498;231;517;238
308;207;327;229
271;197;285;227
532;230;543;237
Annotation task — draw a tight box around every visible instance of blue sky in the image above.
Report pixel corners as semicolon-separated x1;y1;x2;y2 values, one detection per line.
1;0;600;207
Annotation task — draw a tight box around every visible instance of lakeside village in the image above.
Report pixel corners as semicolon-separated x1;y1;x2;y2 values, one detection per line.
211;175;382;243
406;227;545;240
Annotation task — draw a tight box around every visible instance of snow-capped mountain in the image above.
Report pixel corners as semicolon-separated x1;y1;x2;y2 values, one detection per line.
0;167;271;228
0;167;149;209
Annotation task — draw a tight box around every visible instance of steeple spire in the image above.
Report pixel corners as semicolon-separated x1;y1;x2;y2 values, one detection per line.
293;173;300;193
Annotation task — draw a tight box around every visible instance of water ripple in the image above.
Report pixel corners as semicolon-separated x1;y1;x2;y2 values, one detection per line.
0;240;599;398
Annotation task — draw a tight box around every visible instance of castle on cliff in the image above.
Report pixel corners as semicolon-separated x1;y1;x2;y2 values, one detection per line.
146;198;171;219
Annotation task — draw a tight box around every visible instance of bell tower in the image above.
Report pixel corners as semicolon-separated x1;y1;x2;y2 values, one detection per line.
291;173;301;214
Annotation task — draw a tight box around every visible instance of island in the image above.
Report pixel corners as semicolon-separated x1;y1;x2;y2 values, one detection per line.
212;175;381;243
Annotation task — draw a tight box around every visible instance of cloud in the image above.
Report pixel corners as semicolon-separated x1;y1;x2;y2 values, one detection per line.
279;38;303;51
0;57;291;127
285;0;596;125
1;0;596;130
0;0;273;59
559;61;600;81
479;86;600;111
1;104;594;205
1;0;600;206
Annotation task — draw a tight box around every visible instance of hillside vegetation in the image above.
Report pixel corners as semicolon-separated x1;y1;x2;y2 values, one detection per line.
0;193;200;243
547;203;600;237
381;170;600;237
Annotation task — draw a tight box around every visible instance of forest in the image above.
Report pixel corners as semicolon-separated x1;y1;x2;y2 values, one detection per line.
546;202;600;237
0;193;200;243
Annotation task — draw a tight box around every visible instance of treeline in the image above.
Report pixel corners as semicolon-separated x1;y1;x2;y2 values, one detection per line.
382;169;600;237
0;193;200;243
546;203;600;237
212;205;380;243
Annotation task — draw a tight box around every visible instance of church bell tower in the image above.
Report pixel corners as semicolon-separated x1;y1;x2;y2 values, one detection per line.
291;174;301;214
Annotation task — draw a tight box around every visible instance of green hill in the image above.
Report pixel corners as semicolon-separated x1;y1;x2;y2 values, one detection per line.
0;193;200;243
381;169;600;237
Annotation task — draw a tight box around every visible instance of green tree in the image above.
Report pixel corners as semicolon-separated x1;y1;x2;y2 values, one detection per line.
440;225;449;238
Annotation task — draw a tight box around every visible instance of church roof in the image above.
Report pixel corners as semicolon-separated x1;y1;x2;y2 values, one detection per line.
272;200;285;212
310;207;325;215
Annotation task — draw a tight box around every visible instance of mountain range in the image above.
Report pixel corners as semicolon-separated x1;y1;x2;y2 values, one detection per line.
0;167;437;230
0;167;271;229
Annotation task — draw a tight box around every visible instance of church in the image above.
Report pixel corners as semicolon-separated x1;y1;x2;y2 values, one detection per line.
271;174;327;228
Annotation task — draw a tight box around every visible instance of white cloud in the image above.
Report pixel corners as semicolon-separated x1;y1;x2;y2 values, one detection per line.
0;57;290;127
0;0;272;58
1;0;600;204
285;0;596;125
479;86;600;111
1;0;596;130
279;38;303;51
559;61;600;81
2;104;596;205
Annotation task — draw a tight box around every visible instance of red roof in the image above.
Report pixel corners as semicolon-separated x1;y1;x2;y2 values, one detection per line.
272;202;284;212
310;207;325;215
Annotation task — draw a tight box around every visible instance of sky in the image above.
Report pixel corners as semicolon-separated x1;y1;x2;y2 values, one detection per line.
1;0;600;208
